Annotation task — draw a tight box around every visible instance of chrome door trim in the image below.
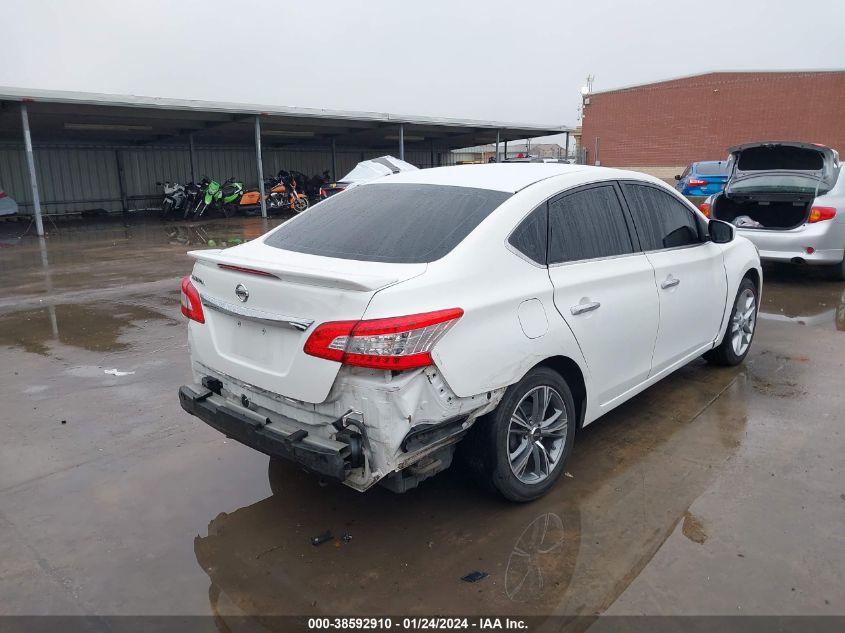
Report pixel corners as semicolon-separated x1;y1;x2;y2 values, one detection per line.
200;294;314;331
548;250;644;268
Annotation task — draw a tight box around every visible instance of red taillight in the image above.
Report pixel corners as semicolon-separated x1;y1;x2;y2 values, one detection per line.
808;206;836;223
319;188;327;198
180;276;205;323
304;308;464;370
699;201;711;218
217;263;277;278
0;191;7;199
688;178;707;187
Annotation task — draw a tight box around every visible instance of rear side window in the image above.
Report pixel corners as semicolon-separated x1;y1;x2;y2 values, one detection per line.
547;185;634;264
508;206;547;264
265;183;511;263
737;146;823;171
622;184;702;251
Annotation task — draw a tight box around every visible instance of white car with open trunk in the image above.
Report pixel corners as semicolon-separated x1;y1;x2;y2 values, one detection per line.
179;163;761;501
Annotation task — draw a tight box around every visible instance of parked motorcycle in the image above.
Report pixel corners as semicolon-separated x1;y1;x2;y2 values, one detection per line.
157;181;186;219
279;170;310;213
239;170;309;214
304;170;331;201
182;180;206;220
193;177;245;218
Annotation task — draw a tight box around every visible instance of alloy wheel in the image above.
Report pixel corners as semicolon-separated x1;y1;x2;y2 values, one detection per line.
507;386;567;484
730;288;757;356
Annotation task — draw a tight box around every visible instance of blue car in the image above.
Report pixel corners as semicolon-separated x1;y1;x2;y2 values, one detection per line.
674;161;729;196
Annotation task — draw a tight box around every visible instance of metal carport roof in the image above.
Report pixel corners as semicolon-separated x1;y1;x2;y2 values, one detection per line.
0;86;571;235
0;86;570;149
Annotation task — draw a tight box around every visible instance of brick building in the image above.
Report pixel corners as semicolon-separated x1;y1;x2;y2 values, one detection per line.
580;70;845;182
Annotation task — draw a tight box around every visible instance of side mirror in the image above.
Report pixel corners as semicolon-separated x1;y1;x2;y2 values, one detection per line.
708;219;734;244
155;181;162;186
674;174;682;181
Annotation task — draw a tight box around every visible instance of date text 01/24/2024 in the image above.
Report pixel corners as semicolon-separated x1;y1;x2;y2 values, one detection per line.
307;618;529;630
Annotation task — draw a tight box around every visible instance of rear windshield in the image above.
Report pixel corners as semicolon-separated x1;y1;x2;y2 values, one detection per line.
728;174;826;195
737;146;824;171
265;183;511;263
695;161;728;176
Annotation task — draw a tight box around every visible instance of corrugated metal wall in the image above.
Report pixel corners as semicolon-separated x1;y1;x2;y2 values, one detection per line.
0;143;453;216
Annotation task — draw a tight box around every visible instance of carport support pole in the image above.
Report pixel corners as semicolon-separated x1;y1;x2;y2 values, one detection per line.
254;116;267;218
331;138;337;181
504;140;508;161
565;131;570;161
495;130;500;163
20;104;44;237
188;133;196;183
399;125;404;161
115;150;129;219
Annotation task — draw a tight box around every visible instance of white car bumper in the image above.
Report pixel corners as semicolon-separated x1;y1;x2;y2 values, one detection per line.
184;361;503;491
737;222;845;265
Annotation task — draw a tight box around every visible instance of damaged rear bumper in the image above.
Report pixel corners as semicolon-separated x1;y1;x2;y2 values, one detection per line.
179;385;350;481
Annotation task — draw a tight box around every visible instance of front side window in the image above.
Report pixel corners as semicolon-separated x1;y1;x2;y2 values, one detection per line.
265;183;512;263
621;184;702;251
547;185;634;264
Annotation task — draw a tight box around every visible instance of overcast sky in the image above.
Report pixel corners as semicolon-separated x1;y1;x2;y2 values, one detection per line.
1;0;843;136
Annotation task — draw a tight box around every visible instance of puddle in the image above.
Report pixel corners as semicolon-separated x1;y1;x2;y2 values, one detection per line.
760;265;845;333
191;363;749;618
0;217;292;301
163;218;288;248
0;302;175;356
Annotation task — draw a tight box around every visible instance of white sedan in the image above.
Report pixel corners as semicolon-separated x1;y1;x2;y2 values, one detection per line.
178;164;761;501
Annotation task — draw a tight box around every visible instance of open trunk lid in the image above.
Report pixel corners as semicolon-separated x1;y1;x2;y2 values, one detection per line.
187;240;426;403
725;141;839;201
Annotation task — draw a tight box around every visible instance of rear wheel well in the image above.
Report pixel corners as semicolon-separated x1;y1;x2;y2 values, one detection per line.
536;356;587;431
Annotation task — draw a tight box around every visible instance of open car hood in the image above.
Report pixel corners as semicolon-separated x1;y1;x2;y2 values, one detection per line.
725;141;839;199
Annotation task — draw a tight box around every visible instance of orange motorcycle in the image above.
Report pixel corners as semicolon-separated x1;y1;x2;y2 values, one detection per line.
239;170;309;214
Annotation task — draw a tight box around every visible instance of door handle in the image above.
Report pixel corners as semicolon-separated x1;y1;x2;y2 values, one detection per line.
570;300;601;315
660;276;680;289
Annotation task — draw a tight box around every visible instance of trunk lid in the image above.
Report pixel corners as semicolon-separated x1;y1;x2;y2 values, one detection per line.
725;141;839;201
187;240;426;403
698;175;728;196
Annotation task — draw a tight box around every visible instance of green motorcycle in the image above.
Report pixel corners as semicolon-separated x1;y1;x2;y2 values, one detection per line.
193;177;244;218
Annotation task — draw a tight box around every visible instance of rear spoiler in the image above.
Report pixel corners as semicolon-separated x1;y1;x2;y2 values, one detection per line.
188;249;418;292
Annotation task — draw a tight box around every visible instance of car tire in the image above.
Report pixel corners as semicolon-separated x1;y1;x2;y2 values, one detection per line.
704;277;758;366
463;367;576;502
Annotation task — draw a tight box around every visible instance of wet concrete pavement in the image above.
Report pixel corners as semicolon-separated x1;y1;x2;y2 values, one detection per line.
0;217;843;621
